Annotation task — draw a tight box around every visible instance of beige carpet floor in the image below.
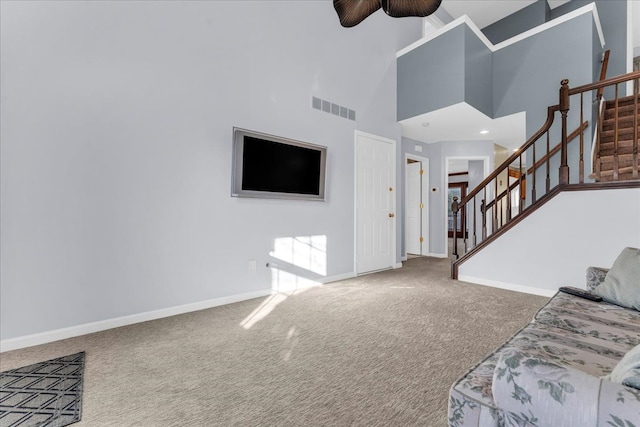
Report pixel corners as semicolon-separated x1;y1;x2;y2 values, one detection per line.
0;257;548;426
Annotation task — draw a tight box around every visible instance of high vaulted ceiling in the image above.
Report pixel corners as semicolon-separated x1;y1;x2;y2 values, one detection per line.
401;0;575;152
440;0;572;29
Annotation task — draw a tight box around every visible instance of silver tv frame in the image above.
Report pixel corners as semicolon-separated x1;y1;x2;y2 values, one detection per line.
231;127;327;201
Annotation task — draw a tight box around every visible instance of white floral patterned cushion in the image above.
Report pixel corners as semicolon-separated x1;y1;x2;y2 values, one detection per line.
594;247;640;310
609;344;640;390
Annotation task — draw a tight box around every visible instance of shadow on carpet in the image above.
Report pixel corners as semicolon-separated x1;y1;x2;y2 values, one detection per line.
0;352;85;427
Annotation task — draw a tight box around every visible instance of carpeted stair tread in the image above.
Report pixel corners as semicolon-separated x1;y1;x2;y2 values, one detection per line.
599;142;635;156
605;94;640;109
591;95;639;182
604;104;638;120
600;137;633;151
598;167;639;181
602;116;639;131
599;153;637;169
600;128;640;144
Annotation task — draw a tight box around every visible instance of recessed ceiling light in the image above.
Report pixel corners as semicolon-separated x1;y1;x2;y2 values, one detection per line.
422;122;430;127
480;130;490;135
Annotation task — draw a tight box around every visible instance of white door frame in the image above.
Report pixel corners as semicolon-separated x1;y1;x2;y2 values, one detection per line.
443;156;490;256
354;130;397;275
404;153;429;257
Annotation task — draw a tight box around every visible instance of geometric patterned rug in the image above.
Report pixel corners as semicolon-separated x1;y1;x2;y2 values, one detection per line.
0;352;85;427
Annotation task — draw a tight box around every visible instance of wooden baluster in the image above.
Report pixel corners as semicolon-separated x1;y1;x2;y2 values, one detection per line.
452;196;458;259
559;79;570;185
578;92;584;184
634;78;639;179
462;199;467;253
532;143;537;203
613;83;619;180
506;165;512;222
595;97;604;181
493;178;498;233
519;155;525;213
473;196;477;247
482;188;487;240
579;92;584;183
546;130;551;192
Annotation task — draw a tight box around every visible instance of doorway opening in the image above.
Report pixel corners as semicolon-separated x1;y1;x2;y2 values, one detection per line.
445;156;490;258
404;154;429;257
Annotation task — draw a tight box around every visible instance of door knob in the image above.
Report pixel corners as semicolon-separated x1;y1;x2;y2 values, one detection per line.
389;213;395;218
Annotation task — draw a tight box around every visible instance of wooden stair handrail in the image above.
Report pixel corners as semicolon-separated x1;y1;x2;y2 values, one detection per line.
568;71;640;96
527;121;589;175
596;50;610;101
457;105;559;207
452;69;640;278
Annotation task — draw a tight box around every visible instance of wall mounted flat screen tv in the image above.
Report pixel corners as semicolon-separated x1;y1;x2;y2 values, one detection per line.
232;128;327;201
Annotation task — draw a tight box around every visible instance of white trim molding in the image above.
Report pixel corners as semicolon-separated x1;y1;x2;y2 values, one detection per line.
319;272;356;284
458;275;557;297
0;289;273;353
427;252;448;258
397;3;604;58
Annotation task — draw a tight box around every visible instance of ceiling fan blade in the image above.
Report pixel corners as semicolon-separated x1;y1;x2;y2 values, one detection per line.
381;0;442;18
333;0;382;28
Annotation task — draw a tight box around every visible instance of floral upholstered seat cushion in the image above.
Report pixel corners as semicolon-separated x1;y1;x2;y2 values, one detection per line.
448;291;640;427
448;319;628;426
492;349;640;427
534;292;640;347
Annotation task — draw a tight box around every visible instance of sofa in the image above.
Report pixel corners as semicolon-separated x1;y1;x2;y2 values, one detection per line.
448;259;640;427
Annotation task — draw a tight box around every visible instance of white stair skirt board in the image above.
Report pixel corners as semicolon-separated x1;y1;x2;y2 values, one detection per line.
458;275;557;298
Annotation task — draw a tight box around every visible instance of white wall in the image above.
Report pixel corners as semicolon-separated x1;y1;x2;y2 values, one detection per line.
459;188;640;296
0;1;422;342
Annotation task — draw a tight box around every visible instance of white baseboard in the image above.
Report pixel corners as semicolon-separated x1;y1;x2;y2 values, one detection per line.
427;252;448;259
319;272;356;284
458;275;557;298
393;262;403;269
0;289;273;353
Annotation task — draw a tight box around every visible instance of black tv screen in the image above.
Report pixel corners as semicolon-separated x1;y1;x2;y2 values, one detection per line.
232;128;327;201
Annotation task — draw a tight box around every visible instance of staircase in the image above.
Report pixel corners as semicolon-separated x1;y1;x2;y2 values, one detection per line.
450;70;640;279
594;94;639;182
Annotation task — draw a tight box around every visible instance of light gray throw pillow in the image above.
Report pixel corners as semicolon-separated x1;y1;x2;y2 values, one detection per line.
608;344;640;390
594;247;640;310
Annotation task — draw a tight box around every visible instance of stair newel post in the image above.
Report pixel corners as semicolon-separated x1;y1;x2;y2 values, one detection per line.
451;196;459;259
559;79;570;185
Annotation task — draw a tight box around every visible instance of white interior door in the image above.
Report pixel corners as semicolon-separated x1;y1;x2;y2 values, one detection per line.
406;161;422;255
355;132;396;274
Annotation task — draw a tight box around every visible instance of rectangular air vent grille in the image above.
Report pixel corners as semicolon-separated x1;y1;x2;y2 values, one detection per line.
312;96;355;121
